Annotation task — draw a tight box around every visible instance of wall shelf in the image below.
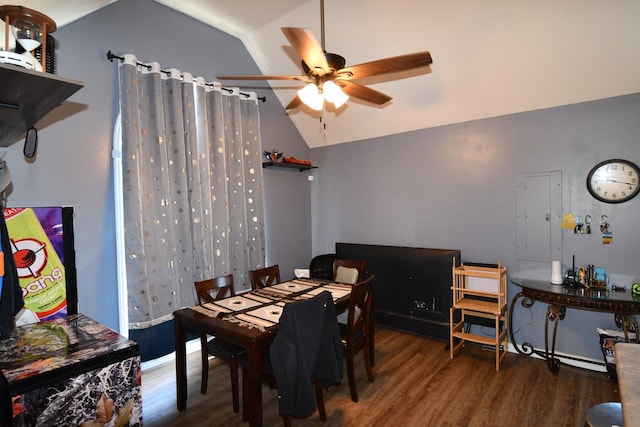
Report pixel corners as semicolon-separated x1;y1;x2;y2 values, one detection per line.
262;161;318;172
0;63;84;147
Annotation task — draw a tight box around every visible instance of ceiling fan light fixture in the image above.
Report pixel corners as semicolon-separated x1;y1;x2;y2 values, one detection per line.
216;2;433;114
298;83;324;110
322;80;349;108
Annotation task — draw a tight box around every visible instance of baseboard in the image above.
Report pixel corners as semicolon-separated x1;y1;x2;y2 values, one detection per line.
506;343;606;372
141;338;200;371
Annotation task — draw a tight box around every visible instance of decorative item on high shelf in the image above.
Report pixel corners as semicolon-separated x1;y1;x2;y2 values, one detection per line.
0;5;57;74
283;157;312;166
264;149;283;162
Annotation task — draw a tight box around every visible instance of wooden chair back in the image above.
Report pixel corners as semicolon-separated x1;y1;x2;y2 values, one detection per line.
345;274;375;344
342;274;375;402
333;258;366;284
193;273;245;410
195;274;235;304
249;265;281;290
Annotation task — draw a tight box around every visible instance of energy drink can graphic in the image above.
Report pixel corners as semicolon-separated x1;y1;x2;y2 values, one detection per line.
4;208;67;321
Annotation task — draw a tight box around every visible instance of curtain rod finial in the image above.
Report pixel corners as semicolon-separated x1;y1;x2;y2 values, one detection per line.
106;50;124;62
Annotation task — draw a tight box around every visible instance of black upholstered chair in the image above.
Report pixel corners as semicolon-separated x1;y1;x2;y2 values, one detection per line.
308;254;336;280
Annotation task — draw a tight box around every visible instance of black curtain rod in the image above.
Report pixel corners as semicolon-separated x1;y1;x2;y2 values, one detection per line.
106;50;266;103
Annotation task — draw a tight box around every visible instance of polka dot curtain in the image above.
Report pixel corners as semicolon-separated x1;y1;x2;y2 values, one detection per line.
117;54;265;331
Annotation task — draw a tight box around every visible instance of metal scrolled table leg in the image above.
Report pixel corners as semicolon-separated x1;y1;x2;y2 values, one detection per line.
544;304;566;375
509;291;538;357
615;314;639;343
509;291;568;374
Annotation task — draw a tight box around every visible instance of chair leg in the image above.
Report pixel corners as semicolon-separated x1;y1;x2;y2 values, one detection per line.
242;364;248;422
345;349;358;402
282;415;292;427
363;340;374;383
230;358;240;413
200;336;209;394
369;320;375;366
314;379;327;421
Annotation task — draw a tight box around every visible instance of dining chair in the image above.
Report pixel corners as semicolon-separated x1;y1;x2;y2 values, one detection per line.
333;258;365;285
309;253;336;280
194;274;247;413
247;290;343;426
249;264;281;290
333;258;375;365
341;274;376;403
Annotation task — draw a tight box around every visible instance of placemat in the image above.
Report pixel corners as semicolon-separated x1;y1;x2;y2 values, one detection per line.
306;285;350;301
242;292;275;304
233;304;283;329
210;295;263;312
271;281;314;293
244;304;284;324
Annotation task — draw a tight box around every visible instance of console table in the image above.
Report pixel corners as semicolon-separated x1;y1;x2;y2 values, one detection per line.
509;277;640;374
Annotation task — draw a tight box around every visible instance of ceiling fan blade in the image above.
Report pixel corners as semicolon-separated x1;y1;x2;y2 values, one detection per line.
340;81;392;105
285;96;302;110
281;27;330;75
338;51;433;80
216;75;304;81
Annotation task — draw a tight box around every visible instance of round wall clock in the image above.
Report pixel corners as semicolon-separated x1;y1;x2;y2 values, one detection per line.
586;158;640;203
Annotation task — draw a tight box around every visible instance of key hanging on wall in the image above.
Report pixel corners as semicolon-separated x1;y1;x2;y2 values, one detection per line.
600;215;612;244
584;215;591;234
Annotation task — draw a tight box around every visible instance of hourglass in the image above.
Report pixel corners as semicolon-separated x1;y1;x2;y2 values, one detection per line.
0;5;56;72
11;18;43;71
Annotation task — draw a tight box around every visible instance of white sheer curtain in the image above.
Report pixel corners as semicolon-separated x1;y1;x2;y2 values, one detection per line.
115;54;265;336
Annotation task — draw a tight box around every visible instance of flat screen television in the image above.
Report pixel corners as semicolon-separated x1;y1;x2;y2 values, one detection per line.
3;206;77;322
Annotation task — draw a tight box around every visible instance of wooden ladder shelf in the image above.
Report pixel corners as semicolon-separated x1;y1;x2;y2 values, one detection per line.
450;259;508;370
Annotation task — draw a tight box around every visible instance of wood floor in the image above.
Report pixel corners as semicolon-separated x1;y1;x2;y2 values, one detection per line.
140;325;618;427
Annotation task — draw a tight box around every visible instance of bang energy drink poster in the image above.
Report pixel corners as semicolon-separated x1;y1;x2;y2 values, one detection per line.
3;207;69;321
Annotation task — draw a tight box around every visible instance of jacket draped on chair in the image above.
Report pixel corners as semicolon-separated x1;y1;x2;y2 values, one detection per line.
269;291;343;418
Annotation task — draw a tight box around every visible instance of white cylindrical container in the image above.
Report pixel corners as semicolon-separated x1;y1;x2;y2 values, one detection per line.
551;260;563;284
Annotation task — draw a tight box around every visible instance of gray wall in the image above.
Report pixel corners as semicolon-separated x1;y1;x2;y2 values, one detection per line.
4;0;638;363
2;0;311;332
311;93;640;361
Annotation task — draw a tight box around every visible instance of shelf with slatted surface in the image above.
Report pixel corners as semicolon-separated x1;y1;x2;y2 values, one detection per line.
0;63;83;146
450;261;508;370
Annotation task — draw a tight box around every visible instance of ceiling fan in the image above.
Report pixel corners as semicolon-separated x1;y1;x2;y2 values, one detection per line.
216;0;433;111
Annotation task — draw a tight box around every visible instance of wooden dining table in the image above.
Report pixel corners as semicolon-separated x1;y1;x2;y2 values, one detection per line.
173;278;352;427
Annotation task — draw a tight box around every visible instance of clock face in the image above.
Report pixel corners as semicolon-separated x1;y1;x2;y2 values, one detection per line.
586;159;640;203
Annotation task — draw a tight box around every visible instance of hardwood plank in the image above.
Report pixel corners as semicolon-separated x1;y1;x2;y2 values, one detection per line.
140;326;618;426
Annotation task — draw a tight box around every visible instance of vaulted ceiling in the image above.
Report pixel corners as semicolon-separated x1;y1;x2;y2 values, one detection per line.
12;0;640;148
